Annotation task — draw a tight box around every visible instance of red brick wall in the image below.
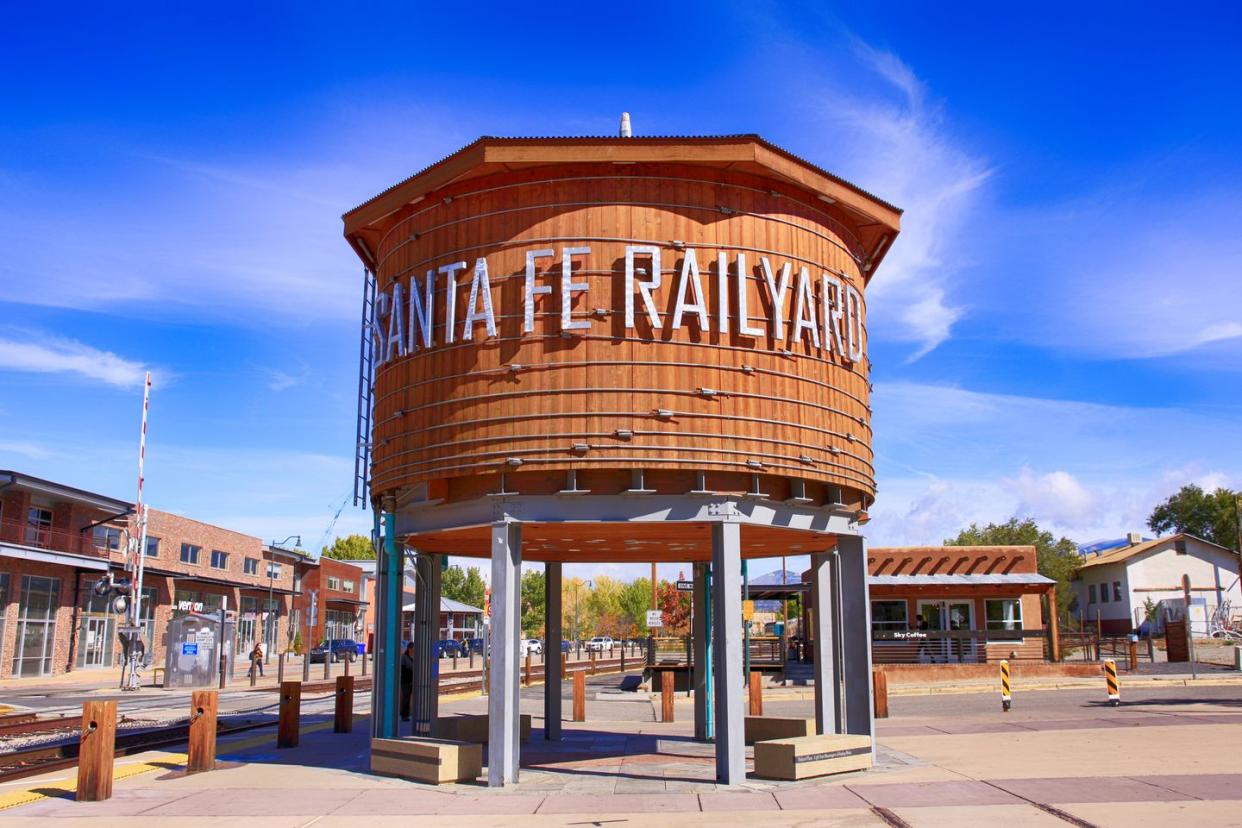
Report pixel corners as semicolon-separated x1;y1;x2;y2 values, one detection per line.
0;559;80;679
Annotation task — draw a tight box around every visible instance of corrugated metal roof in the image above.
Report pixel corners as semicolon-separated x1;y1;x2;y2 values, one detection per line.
343;134;903;219
401;597;484;614
1076;533;1234;570
869;573;1055;586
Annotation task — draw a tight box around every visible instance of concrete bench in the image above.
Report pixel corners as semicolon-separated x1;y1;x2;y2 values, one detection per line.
744;715;815;745
433;713;531;743
753;733;872;780
370;737;481;784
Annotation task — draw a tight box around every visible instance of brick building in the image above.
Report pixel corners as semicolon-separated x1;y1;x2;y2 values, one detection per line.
0;469;302;679
292;555;367;649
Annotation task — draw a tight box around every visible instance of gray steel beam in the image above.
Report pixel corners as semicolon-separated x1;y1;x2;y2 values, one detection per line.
488;521;522;786
810;550;842;735
692;560;709;741
413;552;441;736
710;522;745;785
836;535;875;746
544;561;563;741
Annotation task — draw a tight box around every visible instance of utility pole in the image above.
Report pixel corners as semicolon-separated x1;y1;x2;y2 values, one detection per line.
651;562;658;609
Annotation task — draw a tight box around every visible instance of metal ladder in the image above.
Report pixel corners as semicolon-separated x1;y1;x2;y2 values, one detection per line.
353;267;377;507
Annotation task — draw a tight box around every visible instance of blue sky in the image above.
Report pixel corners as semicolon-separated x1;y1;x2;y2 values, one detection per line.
2;3;1239;581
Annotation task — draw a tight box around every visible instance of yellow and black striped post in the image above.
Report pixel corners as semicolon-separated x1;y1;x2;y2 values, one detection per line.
1104;658;1120;706
1000;659;1012;712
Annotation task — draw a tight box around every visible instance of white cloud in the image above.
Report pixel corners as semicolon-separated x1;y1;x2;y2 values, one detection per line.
0;334;148;388
808;44;991;359
1003;468;1098;530
264;364;310;392
0;440;50;459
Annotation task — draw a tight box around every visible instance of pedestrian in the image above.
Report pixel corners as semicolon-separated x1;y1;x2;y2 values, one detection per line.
250;642;264;678
400;642;415;722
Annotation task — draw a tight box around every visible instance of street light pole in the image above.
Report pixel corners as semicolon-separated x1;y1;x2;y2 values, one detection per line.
267;535;301;665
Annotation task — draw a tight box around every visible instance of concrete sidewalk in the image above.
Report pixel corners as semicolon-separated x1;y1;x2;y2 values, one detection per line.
3;684;1242;826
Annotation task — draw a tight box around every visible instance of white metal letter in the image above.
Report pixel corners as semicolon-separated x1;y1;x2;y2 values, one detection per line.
523;248;555;333
408;269;436;351
845;283;865;363
821;274;846;357
462;257;497;340
624;245;662;330
561;246;591;331
671;249;709;331
717;251;730;334
736;253;764;337
759;257;792;340
791;266;821;348
439;261;468;345
385;281;406;362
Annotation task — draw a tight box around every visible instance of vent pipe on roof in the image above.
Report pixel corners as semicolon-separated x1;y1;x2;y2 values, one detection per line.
619;112;632;138
1127;532;1143;545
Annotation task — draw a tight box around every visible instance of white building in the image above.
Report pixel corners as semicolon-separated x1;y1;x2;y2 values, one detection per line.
1073;533;1241;635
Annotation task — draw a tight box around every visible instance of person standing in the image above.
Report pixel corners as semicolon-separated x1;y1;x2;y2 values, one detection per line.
400;642;415;722
249;642;265;678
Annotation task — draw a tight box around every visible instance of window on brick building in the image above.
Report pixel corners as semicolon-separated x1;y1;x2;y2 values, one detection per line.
870;600;908;633
180;543;200;565
985;599;1024;640
93;526;122;551
24;506;52;547
266;562;280;579
210;549;228;569
244;557;258;575
342;580;355;594
145;536;159;557
327;576;340;591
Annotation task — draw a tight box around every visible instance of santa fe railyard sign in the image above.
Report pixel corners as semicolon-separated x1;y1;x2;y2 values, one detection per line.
372;245;866;367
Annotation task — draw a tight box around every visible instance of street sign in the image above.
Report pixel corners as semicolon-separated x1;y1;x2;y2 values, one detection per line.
181;642;198;656
675;580;693;592
646;609;664;627
117;625;144;635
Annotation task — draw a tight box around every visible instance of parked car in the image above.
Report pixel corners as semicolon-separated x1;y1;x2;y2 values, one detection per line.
309;639;359;663
520;638;542;656
584;636;614;653
464;637;486;654
435;639;464;658
560;640;573;654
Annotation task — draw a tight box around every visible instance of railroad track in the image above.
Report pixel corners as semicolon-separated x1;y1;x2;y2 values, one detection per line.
0;713;86;739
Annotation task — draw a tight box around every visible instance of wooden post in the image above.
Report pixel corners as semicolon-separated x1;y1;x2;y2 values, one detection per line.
335;675;355;733
1046;587;1061;662
278;680;301;748
76;700;116;801
323;654;331;680
620;647;626;673
344;653;351;677
661;670;675;723
573;670;586;722
278;653;286;684
748;670;763;716
250;659;258;687
562;652;568;677
524;652;532;687
187;690;218;773
590;650;597;675
1128;638;1138;672
362;648;369;676
872;669;889;719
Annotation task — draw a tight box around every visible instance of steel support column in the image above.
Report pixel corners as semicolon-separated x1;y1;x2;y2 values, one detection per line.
488;521;522;786
691;561;709;741
373;509;401;739
810;550;842;735
544;561;562;741
710;522;744;784
413;552;441;736
836;535;874;746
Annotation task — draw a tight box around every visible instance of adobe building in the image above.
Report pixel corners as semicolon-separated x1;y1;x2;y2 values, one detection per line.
802;545;1057;666
343;132;901;785
0;469;299;679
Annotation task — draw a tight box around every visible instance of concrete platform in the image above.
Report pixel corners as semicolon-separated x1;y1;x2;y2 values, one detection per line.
3;684;1242;826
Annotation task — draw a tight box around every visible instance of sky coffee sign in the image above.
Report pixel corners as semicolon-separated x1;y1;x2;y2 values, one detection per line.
372;244;866;367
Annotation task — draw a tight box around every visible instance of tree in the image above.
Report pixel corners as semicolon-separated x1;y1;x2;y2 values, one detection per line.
520;569;545;636
945;518;1081;623
321;534;375;560
618;578;652;636
1148;485;1241;551
442;565;486;610
657;580;691;634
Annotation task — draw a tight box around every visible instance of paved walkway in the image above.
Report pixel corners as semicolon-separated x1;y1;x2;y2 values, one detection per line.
3;683;1242;825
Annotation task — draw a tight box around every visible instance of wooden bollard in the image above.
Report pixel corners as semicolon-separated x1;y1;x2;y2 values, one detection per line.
277;653;285;684
872;669;889;719
362;650;369;676
620;647;626;672
748;671;763;716
573;670;586;722
661;670;675;723
323;655;330;680
1128;639;1138;672
76;700;116;801
188;690;218;773
590;650;597;675
335;675;354;733
524;652;532;687
344;653;351;677
278;680;301;748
